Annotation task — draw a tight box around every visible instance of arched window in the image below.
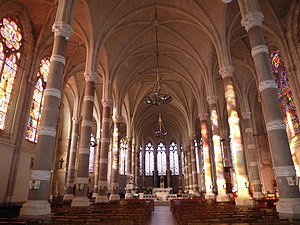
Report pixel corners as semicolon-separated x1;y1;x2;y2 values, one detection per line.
271;49;300;138
26;58;50;142
89;134;95;172
181;144;184;175
169;142;179;175
119;138;127;175
139;145;143;175
145;142;154;176
157;142;166;175
0;18;22;130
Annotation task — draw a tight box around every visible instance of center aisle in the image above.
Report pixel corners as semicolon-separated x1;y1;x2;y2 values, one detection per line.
150;205;176;225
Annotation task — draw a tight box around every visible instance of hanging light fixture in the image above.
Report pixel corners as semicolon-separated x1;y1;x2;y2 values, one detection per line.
144;0;172;106
144;0;171;137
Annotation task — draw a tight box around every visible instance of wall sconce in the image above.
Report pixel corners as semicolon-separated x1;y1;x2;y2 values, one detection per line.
29;180;41;190
76;183;85;190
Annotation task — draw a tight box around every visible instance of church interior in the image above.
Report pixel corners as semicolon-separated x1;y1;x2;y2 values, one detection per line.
0;0;300;224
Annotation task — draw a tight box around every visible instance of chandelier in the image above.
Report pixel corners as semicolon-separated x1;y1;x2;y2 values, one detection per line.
144;0;171;137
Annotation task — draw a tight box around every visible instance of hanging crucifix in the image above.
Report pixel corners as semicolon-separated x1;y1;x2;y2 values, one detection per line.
59;158;65;169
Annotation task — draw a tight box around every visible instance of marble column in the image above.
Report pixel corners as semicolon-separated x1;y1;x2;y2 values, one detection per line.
63;117;80;202
95;99;112;203
71;71;97;207
190;139;200;196
199;113;215;199
238;0;300;217
92;137;100;197
19;0;77;218
125;137;133;198
242;111;264;199
166;142;171;188
109;116;122;201
131;139;136;193
207;95;230;202
219;66;253;206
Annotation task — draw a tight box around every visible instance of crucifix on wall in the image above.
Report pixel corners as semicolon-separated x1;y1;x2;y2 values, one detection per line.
59;158;65;169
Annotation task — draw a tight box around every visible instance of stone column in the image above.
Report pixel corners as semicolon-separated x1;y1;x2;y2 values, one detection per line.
134;144;140;192
219;66;253;206
71;71;97;207
190;139;200;196
199;113;215;200
186;144;193;192
207;95;230;202
92;137;100;197
153;143;158;188
131;139;136;193
183;146;189;190
178;144;183;191
95;99;112;203
109;116;122;201
125;137;133;198
166;142;171;188
63;117;80;202
238;0;300;217
19;0;77;218
242;111;264;199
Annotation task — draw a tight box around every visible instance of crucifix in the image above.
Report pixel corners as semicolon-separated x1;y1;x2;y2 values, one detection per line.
59;158;65;169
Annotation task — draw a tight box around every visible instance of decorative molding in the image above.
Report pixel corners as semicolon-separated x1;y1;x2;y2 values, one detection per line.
81;120;93;127
219;66;234;79
101;98;112;108
266;119;286;132
79;148;90;155
241;11;264;32
84;71;98;83
31;170;51;180
242;111;251;119
44;88;61;99
274;166;296;177
52;21;72;39
251;45;268;57
258;80;278;92
198;113;209;121
84;95;95;102
76;177;89;184
39;126;56;137
207;95;218;105
50;54;66;65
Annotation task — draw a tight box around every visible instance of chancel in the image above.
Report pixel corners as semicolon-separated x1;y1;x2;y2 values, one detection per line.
1;0;300;224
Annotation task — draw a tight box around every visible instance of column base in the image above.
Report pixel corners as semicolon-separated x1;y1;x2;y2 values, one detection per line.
253;192;265;199
125;193;133;199
276;198;300;220
95;194;108;203
216;193;231;202
71;197;90;207
63;194;74;203
205;192;216;200
109;194;120;201
19;200;51;219
235;196;254;206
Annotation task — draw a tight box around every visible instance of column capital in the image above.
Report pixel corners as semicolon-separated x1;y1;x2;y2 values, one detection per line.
207;95;218;105
101;98;112;108
241;111;251;119
219;66;234;79
52;21;73;39
84;71;98;83
241;11;264;32
198;113;209;121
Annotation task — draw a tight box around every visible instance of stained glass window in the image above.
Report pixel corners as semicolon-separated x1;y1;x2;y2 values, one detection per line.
26;58;50;142
139;145;143;175
270;49;300;138
89;134;95;172
169;142;179;175
0;18;22;130
157;142;166;175
145;142;154;176
119;138;128;175
181;145;184;175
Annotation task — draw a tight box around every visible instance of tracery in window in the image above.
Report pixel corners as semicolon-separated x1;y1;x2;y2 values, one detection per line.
169;142;179;175
89;134;95;172
139;145;143;175
157;142;166;175
145;142;154;176
119;138;128;175
26;58;50;142
0;18;22;130
271;49;300;138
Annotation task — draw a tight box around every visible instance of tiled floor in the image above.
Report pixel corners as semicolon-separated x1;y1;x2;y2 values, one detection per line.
150;206;176;225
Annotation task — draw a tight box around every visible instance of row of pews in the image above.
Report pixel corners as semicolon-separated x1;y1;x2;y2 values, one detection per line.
170;199;300;225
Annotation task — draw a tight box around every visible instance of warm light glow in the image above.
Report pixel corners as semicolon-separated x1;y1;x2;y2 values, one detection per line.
213;134;226;194
202;123;213;192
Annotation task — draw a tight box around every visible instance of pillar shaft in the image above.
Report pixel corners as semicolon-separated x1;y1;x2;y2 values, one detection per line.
190;139;200;195
125;137;133;198
238;0;300;217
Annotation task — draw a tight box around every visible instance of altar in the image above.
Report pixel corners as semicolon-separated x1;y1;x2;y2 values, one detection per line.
153;188;172;201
